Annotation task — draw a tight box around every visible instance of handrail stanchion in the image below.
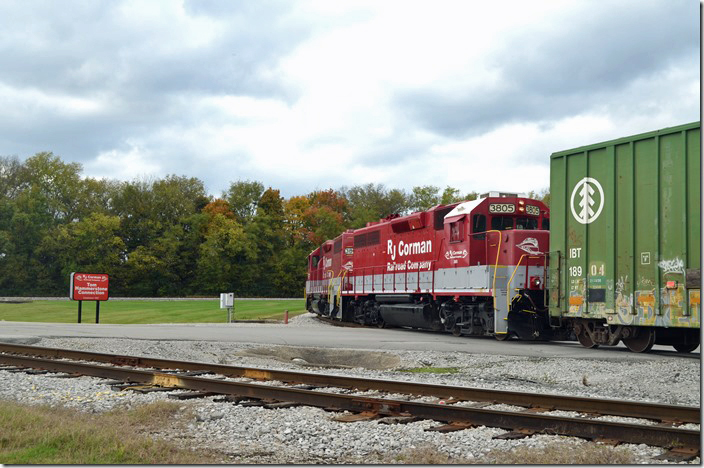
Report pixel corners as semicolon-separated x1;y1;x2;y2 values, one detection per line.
432;261;436;298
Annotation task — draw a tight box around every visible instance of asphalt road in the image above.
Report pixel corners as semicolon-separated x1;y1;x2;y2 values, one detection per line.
0;320;697;362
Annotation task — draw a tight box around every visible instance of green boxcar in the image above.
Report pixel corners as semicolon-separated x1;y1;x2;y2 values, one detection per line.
549;122;700;352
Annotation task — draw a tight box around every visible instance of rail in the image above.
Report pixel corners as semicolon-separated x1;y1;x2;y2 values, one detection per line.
0;345;699;453
0;343;698;423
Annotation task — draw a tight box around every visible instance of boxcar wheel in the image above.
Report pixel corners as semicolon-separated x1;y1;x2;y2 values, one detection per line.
673;342;699;353
623;329;655;353
576;330;599;349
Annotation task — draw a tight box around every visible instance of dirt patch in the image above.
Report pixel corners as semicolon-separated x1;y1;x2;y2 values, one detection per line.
236;346;401;370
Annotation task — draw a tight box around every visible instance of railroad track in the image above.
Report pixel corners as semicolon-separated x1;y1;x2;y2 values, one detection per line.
0;343;699;460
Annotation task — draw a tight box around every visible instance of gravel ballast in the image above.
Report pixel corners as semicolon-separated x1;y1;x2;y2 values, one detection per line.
0;313;699;464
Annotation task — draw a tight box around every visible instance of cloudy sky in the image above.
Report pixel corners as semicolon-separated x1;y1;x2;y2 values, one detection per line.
0;0;699;198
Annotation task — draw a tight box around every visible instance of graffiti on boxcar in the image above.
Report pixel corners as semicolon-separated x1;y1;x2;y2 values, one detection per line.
637;276;655;289
658;257;685;275
635;290;657;325
615;275;634;324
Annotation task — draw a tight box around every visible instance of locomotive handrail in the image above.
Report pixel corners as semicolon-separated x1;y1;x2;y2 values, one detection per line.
404;263;408;291
506;253;546;312
431;260;436;297
335;268;349;310
349;260;438;297
486;230;503;310
325;269;335;296
325;269;338;315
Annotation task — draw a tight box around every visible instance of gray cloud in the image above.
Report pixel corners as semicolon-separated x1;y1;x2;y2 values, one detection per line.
0;0;308;164
0;1;698;198
394;0;698;138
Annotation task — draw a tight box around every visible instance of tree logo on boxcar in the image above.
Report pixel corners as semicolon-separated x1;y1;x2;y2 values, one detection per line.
570;177;604;224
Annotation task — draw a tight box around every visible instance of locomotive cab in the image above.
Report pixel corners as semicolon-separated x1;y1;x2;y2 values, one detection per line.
441;193;554;340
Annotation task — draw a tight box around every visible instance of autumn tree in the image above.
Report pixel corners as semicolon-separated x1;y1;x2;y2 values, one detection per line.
339;183;409;229
224;180;264;226
37;213;126;294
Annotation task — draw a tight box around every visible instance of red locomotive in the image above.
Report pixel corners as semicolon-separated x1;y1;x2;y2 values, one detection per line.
306;192;560;340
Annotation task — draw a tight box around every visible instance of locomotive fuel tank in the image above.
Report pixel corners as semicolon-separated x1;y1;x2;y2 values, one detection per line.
379;302;442;330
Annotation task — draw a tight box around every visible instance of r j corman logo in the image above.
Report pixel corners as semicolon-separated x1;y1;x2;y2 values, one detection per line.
74;274;108;283
445;249;468;260
570;177;604;224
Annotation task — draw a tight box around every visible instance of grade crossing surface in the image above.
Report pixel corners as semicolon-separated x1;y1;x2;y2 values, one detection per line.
0;320;697;360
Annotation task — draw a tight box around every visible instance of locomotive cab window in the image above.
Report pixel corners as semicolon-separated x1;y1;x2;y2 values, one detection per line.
449;220;463;243
491;216;514;230
310;255;320;268
542;218;550;230
515;217;538;230
472;214;486;240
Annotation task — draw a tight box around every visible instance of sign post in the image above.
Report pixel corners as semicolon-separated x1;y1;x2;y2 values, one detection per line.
70;273;109;323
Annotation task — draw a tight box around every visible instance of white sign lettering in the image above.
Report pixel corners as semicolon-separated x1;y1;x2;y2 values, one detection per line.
387;239;432;261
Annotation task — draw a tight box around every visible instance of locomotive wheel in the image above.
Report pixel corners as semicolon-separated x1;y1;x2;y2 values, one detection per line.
623;329;655;353
376;319;386;329
452;326;462;337
673;342;699;353
576;329;599;349
494;333;511;341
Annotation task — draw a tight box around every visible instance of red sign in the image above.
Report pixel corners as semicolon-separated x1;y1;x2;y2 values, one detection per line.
70;272;109;301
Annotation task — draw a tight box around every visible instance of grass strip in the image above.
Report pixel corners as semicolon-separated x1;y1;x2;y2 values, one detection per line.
0;299;306;323
0;400;223;464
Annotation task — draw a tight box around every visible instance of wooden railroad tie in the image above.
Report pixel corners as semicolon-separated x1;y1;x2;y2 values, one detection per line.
425;422;476;433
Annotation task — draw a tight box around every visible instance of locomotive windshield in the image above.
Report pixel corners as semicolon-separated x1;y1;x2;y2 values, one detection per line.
490;216;539;231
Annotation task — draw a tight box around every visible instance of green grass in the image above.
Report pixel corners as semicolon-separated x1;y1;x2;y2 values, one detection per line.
399;367;460;374
0;299;306;324
0;400;225;464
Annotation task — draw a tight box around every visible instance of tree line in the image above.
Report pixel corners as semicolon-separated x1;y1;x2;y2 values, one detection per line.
0;152;548;297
